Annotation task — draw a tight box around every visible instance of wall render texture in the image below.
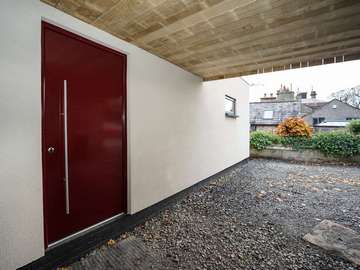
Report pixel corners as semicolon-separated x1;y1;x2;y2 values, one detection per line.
0;1;249;269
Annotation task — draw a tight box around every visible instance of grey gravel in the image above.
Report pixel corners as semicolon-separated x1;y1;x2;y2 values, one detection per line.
69;158;360;270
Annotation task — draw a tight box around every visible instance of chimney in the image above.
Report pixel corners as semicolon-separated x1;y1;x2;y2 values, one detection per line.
277;84;295;101
310;90;317;99
260;93;276;102
296;92;307;100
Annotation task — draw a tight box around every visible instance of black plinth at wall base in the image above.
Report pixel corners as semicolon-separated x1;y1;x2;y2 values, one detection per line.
18;158;248;270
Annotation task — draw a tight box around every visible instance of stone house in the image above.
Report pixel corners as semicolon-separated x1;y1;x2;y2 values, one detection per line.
250;100;308;132
250;86;360;132
250;85;322;132
303;99;360;132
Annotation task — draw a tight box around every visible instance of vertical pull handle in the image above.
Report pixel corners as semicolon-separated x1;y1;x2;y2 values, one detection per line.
64;80;70;215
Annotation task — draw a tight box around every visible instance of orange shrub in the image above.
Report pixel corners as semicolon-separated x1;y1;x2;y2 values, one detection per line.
276;117;313;137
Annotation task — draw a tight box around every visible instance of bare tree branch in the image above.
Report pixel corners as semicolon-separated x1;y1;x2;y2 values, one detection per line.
330;86;360;109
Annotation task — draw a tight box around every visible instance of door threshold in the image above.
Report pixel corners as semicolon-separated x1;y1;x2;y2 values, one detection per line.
47;213;124;250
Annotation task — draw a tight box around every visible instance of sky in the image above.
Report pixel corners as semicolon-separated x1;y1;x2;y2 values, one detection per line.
242;60;360;102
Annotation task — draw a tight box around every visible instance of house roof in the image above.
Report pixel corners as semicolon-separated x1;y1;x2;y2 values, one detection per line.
306;98;360;114
301;99;328;110
250;100;304;125
42;0;360;81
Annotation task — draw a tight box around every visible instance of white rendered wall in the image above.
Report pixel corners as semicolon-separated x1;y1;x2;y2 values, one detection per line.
131;77;250;213
0;1;249;269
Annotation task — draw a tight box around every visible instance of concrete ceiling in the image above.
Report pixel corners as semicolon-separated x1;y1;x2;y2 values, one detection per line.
42;0;360;80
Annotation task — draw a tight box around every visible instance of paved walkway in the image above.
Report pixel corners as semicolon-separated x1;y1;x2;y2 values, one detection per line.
65;159;360;270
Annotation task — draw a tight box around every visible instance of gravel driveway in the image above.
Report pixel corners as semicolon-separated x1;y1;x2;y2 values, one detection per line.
69;159;360;270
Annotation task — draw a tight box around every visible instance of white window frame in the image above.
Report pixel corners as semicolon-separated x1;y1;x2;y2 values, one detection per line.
225;95;238;118
263;110;274;119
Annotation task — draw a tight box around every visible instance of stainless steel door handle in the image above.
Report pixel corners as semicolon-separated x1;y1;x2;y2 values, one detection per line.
64;80;70;215
48;147;55;154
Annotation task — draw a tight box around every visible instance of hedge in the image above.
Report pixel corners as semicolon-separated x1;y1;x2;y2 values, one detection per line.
312;131;360;157
250;131;360;157
348;119;360;135
250;131;279;150
280;136;313;150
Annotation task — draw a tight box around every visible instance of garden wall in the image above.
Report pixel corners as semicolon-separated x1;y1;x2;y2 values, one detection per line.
251;146;360;164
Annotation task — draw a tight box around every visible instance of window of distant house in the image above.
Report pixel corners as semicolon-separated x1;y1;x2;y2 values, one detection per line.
263;110;273;119
332;104;337;109
313;117;325;125
225;95;238;118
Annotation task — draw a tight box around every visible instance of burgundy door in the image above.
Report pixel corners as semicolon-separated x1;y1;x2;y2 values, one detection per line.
42;22;127;245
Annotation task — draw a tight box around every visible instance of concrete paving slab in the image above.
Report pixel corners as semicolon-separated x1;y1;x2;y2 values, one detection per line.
304;220;360;266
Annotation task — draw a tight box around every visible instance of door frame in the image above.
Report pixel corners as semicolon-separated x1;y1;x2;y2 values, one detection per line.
41;21;127;248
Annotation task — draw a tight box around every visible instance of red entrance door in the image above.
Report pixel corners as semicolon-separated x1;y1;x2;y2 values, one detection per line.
42;22;127;245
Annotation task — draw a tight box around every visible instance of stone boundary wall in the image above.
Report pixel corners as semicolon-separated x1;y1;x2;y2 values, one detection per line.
251;146;360;164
